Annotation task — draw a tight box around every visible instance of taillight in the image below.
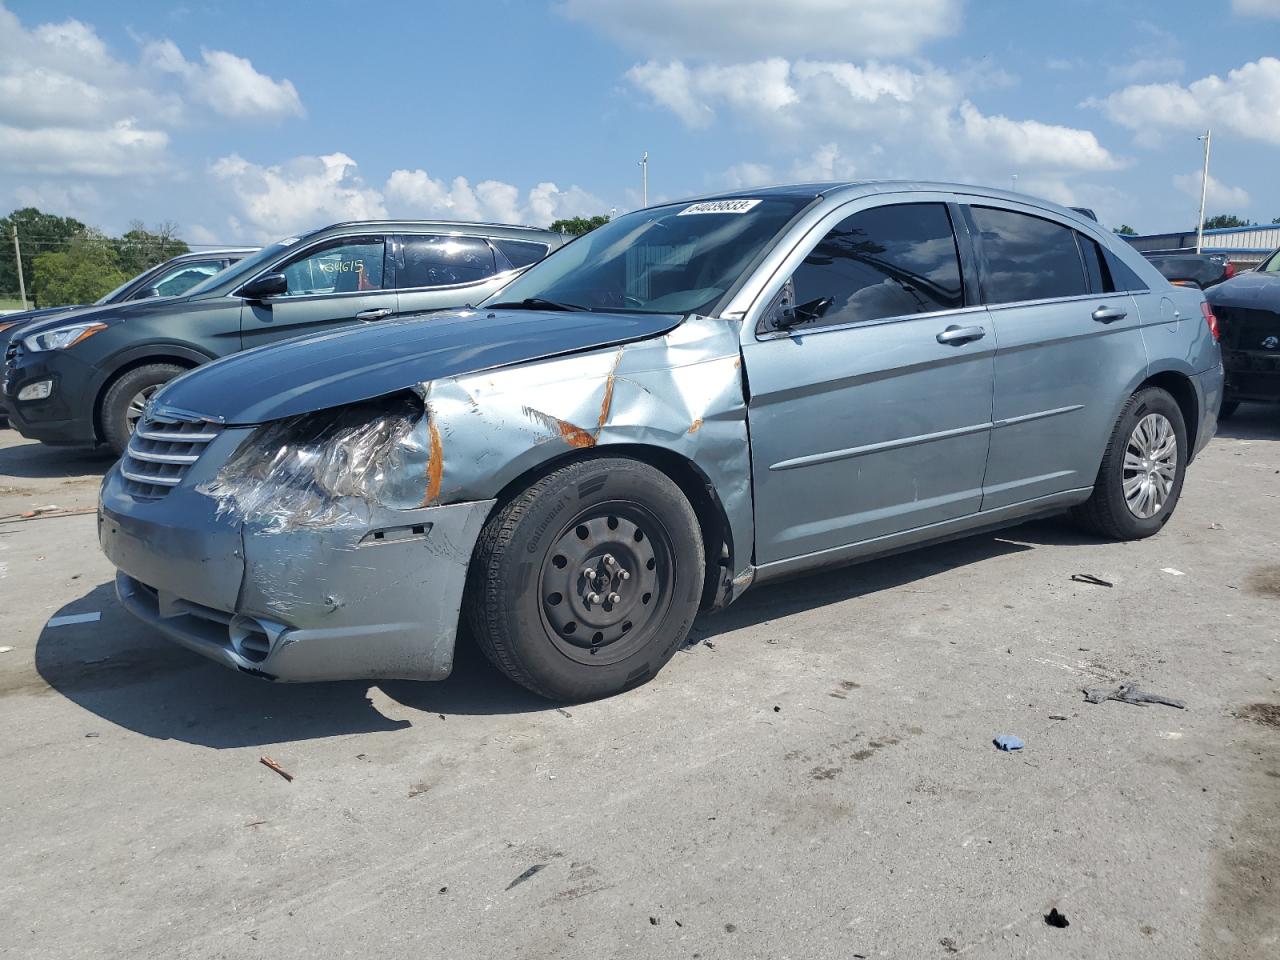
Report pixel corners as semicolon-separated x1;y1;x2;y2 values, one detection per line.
1224;262;1235;279
1201;301;1220;341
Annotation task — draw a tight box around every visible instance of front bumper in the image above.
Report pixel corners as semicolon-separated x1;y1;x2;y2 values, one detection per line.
2;345;98;445
1223;348;1280;405
99;460;494;682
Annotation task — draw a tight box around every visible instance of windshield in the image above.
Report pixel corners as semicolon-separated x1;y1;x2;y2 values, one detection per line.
183;239;301;297
95;271;149;304
487;196;812;315
1259;248;1280;273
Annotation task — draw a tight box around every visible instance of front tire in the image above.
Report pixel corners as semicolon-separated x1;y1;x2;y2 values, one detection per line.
1071;387;1187;540
99;363;185;455
466;456;704;701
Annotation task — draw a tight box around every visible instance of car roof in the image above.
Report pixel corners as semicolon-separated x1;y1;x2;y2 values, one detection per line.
681;179;1099;227
168;248;258;260
311;220;563;241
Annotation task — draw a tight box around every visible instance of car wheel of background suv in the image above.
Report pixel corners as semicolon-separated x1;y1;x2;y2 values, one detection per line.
1071;386;1188;540
466;456;704;701
99;363;186;456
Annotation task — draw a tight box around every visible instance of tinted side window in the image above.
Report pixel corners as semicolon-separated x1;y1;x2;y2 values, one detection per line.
1102;247;1149;291
790;203;964;327
400;236;496;288
970;206;1088;304
492;238;550;269
280;238;385;297
1078;234;1106;293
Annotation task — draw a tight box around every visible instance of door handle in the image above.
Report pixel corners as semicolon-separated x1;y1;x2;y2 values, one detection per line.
356;308;394;322
1091;306;1127;324
936;324;986;345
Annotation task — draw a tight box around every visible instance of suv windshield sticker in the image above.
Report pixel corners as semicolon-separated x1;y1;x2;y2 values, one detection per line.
677;199;762;216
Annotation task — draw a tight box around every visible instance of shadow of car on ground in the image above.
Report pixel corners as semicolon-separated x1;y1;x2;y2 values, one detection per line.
25;519;1098;748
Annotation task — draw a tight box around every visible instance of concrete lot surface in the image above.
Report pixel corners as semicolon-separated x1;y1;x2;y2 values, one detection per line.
1;410;1277;960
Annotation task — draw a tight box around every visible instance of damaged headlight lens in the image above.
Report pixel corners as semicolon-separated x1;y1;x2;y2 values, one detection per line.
200;393;437;532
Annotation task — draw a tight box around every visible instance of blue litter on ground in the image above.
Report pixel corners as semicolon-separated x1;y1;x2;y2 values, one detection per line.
993;735;1025;751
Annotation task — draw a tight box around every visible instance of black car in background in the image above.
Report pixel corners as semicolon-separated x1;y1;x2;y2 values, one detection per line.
0;248;255;428
2;221;562;452
1144;251;1235;290
1206;246;1280;418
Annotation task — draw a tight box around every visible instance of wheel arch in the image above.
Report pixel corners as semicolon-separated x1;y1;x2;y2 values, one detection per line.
483;444;736;612
91;350;208;441
1138;368;1200;458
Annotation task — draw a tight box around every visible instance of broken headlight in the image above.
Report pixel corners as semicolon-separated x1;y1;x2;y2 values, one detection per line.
199;393;436;532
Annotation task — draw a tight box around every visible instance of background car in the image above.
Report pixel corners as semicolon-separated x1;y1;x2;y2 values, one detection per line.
0;249;255;427
1205;245;1280;418
96;182;1221;701
1143;251;1235;289
2;221;563;453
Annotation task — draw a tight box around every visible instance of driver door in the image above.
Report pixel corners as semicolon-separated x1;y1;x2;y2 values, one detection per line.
240;235;397;349
743;198;995;564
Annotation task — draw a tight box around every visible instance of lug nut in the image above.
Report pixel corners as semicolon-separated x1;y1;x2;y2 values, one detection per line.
586;592;601;604
603;554;616;567
607;593;621;604
581;566;596;579
619;570;631;581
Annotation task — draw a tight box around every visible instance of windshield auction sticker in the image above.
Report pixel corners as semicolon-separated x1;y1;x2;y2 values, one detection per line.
677;199;762;216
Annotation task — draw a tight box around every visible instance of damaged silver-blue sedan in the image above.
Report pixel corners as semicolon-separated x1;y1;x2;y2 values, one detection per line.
98;182;1223;700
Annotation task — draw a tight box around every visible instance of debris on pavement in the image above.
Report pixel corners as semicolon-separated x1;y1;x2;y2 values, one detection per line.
1160;568;1186;577
1048;715;1068;721
0;646;12;654
556;708;573;719
506;863;548;891
1044;907;1070;928
1083;683;1186;709
993;735;1025;751
259;756;294;782
1070;573;1113;587
46;612;101;628
1;505;97;524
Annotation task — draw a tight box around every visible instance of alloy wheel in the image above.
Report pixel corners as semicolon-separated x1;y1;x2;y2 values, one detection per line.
1122;412;1177;519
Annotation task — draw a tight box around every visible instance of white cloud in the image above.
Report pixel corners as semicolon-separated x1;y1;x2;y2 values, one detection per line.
791;143;858;181
143;41;303;120
559;0;961;59
1232;0;1280;18
1096;56;1280;145
0;3;302;177
1107;57;1184;84
1172;170;1250;209
210;153;386;240
212;153;606;240
631;57;1121;179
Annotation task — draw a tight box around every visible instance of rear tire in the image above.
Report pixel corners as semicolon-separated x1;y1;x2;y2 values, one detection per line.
1218;400;1239;421
99;363;185;456
1071;387;1187;540
466;456;704;701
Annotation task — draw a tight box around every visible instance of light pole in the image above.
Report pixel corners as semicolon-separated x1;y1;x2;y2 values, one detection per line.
1195;129;1211;254
1011;174;1018;193
640;151;648;208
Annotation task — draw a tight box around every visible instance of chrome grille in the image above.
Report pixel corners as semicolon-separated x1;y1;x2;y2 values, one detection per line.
121;414;221;499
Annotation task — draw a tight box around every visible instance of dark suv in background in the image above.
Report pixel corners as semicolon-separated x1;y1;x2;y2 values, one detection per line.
2;221;563;453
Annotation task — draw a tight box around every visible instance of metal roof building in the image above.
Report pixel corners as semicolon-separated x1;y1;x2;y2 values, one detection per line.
1122;224;1280;266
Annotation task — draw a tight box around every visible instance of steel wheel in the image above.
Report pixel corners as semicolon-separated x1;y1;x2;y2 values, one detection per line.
1122;412;1178;519
538;502;674;667
125;384;162;434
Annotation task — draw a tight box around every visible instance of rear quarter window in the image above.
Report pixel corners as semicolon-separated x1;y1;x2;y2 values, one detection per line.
492;238;550;270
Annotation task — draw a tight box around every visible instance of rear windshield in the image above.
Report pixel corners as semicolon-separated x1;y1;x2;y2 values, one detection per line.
486;197;812;315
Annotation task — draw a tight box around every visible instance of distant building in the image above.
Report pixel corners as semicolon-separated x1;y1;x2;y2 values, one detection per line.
1121;224;1279;268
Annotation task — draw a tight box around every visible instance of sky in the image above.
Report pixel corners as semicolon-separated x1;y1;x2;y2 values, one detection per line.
1;0;1278;247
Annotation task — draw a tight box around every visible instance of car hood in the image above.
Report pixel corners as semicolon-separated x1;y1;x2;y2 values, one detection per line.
14;295;194;337
154;308;687;425
1206;270;1280;309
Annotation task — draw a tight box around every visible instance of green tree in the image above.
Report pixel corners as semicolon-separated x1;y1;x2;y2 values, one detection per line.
549;215;610;237
113;220;189;278
30;232;128;307
1113;224;1138;236
1202;214;1252;230
1272;216;1280;225
0;207;89;306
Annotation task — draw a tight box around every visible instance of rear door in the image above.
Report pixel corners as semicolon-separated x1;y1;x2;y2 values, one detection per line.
240;235;397;349
743;197;995;563
967;203;1148;509
395;234;513;314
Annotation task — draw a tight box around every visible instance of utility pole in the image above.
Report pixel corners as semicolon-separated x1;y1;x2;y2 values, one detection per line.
640;151;649;208
12;225;27;311
1195;128;1211;254
1010;174;1018;193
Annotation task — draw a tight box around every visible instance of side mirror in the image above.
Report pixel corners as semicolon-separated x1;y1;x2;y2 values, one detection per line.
774;296;833;330
133;286;161;300
238;273;287;300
